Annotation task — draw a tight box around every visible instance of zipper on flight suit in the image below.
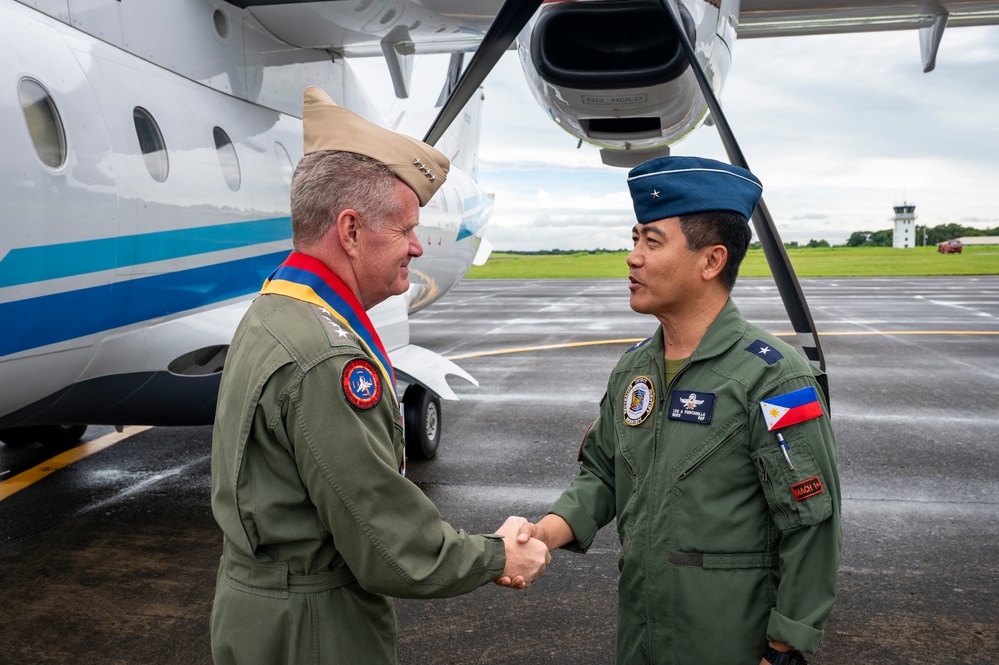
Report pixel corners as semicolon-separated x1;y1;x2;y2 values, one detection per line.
651;354;683;467
676;428;739;481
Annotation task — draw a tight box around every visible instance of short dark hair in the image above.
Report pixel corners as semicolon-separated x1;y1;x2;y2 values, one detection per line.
678;210;753;291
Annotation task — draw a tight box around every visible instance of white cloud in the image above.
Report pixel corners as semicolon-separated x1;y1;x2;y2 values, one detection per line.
351;24;999;250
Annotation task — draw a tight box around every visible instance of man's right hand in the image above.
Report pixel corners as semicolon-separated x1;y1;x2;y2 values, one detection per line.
493;516;550;590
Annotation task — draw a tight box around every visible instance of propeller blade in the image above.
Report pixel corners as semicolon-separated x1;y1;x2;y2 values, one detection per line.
657;0;826;371
423;0;543;146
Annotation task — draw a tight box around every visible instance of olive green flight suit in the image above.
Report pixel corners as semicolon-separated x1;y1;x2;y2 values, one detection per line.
550;299;841;664
210;293;505;664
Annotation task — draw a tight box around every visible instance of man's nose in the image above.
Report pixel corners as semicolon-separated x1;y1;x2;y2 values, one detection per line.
626;247;640;268
411;234;424;258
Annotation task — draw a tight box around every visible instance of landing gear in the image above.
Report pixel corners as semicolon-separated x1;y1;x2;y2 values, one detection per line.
403;384;441;460
0;424;88;447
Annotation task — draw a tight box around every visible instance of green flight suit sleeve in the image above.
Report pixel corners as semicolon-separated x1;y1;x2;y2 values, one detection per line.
549;392;619;552
281;353;506;598
752;373;842;653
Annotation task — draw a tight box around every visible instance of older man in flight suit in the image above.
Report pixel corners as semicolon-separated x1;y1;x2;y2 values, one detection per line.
210;86;549;664
510;157;841;665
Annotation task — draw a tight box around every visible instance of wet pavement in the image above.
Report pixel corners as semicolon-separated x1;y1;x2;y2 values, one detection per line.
1;276;997;664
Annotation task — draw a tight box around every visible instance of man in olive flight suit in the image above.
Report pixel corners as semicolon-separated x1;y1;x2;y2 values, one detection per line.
508;157;841;665
210;86;549;664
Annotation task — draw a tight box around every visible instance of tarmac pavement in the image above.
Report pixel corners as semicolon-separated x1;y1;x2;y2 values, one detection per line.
1;276;996;664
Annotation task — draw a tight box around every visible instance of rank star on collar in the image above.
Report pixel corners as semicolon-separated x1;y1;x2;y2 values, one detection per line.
332;324;350;339
745;339;783;365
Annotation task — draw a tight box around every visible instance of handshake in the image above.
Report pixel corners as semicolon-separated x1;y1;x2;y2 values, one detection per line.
492;516;555;590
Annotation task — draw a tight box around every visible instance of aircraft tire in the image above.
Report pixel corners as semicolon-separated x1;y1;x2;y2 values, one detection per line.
0;424;87;447
403;384;441;460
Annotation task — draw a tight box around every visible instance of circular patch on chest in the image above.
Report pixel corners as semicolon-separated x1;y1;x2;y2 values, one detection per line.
623;375;655;426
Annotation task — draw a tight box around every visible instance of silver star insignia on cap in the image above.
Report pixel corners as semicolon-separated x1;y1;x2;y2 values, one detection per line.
414;158;436;181
651;189;660;199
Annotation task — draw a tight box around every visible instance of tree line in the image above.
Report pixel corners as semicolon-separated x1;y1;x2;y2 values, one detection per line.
844;223;999;247
501;223;997;254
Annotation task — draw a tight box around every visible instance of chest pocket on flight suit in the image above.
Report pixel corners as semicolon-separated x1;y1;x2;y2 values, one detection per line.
615;375;658;479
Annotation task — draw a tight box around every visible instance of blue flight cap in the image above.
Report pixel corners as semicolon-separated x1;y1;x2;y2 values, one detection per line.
627;156;763;223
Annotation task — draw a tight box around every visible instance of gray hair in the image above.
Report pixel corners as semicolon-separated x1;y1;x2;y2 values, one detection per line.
290;151;403;247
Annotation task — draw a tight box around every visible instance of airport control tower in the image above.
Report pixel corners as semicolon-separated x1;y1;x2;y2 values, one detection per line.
893;202;917;248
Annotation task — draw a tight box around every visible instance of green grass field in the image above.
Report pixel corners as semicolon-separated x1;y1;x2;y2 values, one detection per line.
466;245;999;279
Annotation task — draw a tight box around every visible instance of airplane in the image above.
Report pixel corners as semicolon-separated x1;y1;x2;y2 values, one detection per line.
0;0;493;458
2;0;997;457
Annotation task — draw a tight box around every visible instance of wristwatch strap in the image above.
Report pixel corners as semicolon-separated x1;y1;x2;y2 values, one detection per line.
763;646;808;665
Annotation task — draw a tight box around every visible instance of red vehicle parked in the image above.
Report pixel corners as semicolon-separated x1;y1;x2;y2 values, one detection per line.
938;239;963;254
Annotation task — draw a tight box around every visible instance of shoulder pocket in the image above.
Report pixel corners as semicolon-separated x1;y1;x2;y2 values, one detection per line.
750;427;832;532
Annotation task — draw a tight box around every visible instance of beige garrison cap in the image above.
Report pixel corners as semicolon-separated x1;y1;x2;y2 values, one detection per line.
302;85;449;206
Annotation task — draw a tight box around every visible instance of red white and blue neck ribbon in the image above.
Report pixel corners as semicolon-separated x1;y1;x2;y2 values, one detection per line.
260;252;398;405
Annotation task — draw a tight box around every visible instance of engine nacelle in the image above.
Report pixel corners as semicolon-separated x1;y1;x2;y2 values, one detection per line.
517;0;736;167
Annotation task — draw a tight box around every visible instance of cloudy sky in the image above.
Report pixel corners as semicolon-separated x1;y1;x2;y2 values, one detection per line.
353;24;999;251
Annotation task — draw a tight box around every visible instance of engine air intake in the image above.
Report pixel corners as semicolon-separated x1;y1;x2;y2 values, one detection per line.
530;0;695;90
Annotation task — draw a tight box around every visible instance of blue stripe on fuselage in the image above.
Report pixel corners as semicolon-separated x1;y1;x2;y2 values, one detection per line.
0;217;292;288
0;251;290;357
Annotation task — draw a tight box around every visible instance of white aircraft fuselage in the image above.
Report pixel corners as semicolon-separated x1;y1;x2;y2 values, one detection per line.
0;0;490;431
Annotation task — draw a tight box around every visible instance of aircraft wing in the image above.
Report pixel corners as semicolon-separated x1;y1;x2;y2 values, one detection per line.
226;0;499;56
738;1;999;71
738;1;999;37
231;0;999;52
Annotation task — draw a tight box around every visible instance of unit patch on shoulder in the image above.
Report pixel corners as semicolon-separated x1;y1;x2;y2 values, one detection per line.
790;476;824;501
745;339;783;365
342;358;382;410
623;376;655;426
668;390;715;424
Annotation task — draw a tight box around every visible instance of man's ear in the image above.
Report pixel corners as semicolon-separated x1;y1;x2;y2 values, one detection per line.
701;244;728;282
335;209;362;256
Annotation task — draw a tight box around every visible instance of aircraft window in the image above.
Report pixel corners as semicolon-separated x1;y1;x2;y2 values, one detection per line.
19;78;66;168
213;127;241;191
274;141;294;195
213;9;229;40
133;107;169;182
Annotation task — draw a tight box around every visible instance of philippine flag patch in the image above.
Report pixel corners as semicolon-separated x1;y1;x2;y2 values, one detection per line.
760;386;824;431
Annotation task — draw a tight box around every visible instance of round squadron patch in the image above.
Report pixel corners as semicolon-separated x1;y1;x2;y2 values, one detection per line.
342;359;382;410
623;376;655;426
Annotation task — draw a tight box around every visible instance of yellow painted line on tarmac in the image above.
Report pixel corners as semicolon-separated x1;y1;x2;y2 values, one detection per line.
447;330;998;360
448;338;647;360
799;330;999;336
0;425;152;502
2;330;994;497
